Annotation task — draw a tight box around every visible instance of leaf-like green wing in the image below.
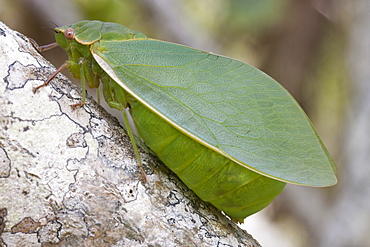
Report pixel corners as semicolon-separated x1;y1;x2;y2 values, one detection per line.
92;39;337;187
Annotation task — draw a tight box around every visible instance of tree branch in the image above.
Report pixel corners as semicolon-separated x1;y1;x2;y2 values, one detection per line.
0;21;261;246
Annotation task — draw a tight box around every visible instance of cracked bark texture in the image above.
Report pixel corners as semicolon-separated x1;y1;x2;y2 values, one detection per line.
0;21;261;247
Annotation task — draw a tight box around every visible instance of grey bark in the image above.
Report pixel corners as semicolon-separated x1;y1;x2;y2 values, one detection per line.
0;21;260;247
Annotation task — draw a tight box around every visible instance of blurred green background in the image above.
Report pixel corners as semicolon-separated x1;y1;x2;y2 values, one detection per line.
1;0;366;246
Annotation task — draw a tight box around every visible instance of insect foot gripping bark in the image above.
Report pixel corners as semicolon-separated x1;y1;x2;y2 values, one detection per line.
32;20;337;223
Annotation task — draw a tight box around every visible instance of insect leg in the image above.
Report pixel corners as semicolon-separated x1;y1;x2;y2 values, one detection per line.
122;106;146;182
29;38;59;52
33;61;68;93
96;84;101;105
70;58;87;108
102;80;146;182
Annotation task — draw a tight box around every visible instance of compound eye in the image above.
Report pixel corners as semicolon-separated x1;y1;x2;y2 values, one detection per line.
64;28;75;40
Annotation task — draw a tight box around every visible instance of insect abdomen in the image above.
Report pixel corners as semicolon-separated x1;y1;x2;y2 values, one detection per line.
130;101;286;222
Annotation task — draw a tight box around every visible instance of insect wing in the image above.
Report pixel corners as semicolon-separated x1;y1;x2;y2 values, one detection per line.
91;39;337;187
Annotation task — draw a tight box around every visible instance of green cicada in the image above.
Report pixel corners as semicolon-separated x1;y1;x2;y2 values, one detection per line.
33;20;337;223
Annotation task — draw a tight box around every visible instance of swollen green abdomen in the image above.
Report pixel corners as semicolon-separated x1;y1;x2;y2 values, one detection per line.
130;101;286;221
